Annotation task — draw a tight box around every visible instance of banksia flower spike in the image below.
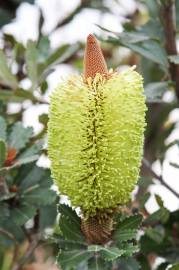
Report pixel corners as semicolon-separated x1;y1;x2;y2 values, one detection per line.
48;34;146;244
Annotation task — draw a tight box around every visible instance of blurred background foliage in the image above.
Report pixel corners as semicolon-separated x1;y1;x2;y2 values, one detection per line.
0;0;179;269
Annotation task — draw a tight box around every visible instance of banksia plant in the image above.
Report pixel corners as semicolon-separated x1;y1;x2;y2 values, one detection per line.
48;34;146;244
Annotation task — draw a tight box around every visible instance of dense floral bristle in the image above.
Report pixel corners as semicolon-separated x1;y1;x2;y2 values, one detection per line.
83;34;108;79
48;69;146;217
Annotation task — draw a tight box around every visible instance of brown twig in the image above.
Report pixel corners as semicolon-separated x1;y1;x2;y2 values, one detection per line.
142;158;179;199
160;0;179;100
11;237;40;270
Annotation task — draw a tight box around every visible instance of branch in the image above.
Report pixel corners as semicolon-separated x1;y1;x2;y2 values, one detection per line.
142;158;179;199
160;0;179;100
11;237;40;270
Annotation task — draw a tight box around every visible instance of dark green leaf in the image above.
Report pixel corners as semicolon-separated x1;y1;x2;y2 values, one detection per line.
145;227;165;244
59;205;84;241
155;194;164;208
37;36;50;63
88;256;111;270
23;189;56;206
117;258;141;270
17;141;42;160
11;203;36;226
144;208;169;224
120;242;139;257
57;249;92;270
17;164;51;189
39;204;57;229
56;237;87;250
8;122;33;151
113;228;137;242
58;204;81;228
0;50;18;89
116;214;142;231
139;192;150;209
100;247;124;261
0;140;7;167
15;155;39;166
0;117;7;141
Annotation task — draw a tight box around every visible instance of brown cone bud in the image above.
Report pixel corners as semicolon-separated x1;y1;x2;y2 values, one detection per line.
83;34;108;79
81;214;114;244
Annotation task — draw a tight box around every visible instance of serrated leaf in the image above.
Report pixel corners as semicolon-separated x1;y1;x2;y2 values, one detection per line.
17;141;42;160
139;192;150;209
100;247;124;261
155;194;164;208
17;164;51;189
59;205;84;241
0;50;18;89
23;189;56;206
0;155;39;173
57;249;92;270
39;204;57;230
113;228;137;242
144;81;168;103
144;207;169;224
58;204;81;228
0;117;7;141
88;256;110;270
25;40;38;88
16;154;39;166
11;203;36;226
118;257;141;270
0;218;25;243
57;237;87;250
116;214;142;231
120;243;139;257
145;227;164;244
8;122;33;151
0;140;7;167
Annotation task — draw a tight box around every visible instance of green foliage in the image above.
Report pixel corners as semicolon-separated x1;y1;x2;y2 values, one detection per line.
55;204;142;270
0;0;179;269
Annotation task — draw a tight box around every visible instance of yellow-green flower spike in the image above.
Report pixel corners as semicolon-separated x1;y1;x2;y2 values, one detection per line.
48;34;146;218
